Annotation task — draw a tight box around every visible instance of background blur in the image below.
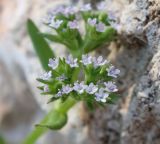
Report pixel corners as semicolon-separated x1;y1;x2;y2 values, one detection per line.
0;0;95;144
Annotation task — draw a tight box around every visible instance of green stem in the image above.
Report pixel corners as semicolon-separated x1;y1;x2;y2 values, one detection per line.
22;98;76;144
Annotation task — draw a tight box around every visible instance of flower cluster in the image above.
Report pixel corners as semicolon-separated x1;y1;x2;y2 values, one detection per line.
42;2;117;57
37;55;120;106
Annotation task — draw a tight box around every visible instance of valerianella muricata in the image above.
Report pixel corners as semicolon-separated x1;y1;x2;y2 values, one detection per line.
37;54;120;107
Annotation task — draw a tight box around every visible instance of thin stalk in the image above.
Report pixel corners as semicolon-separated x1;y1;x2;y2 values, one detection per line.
22;98;76;144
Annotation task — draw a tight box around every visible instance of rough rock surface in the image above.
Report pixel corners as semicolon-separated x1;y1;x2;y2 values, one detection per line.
89;0;160;144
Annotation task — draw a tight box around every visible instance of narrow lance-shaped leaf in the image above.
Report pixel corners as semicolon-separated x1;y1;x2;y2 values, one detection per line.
27;19;55;71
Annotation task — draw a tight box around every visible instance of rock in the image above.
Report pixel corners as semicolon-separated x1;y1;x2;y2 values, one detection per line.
89;0;160;144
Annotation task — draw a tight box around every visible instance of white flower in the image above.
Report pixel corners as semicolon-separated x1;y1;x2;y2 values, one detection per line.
62;85;73;94
68;20;79;29
40;71;52;80
97;1;106;10
42;14;55;25
95;88;109;102
73;81;87;94
64;6;77;16
104;81;118;92
80;3;92;11
107;66;120;78
56;90;63;97
93;56;108;68
66;55;79;68
52;5;65;15
48;58;59;70
43;85;49;92
85;83;98;94
49;19;63;29
88;18;97;26
81;54;92;66
109;21;121;31
107;11;117;21
56;74;67;81
96;22;106;32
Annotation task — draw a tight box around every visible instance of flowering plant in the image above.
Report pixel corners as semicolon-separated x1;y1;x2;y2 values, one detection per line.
23;2;119;144
38;55;120;107
42;2;116;57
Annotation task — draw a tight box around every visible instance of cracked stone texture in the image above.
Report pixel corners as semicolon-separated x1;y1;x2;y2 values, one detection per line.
89;0;160;144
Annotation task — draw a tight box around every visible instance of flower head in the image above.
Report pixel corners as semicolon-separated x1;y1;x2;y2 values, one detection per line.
95;88;109;102
93;56;108;68
96;22;106;32
56;74;67;81
88;18;97;26
66;55;79;68
107;11;117;21
56;90;63;97
44;85;49;92
73;81;87;94
80;3;92;12
85;83;98;94
68;20;79;29
62;85;73;94
64;6;77;16
49;19;63;29
81;54;92;66
97;2;106;10
107;66;120;78
52;5;65;15
48;58;59;70
104;81;118;92
40;71;52;80
43;14;54;25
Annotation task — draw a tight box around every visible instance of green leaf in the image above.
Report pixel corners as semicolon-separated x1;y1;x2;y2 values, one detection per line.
0;135;5;144
27;19;55;71
47;96;60;103
35;110;67;130
107;93;119;104
41;33;71;48
40;33;62;43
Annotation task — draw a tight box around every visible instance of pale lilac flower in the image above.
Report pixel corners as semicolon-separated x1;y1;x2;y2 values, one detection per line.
62;85;73;94
80;3;92;12
97;1;106;10
109;21;121;31
44;85;49;92
43;14;55;24
52;6;65;15
73;81;87;94
48;58;59;70
56;74;67;81
93;56;108;68
65;6;77;16
40;71;52;80
68;20;79;29
56;89;63;97
95;88;109;102
49;19;63;29
107;66;120;78
85;83;98;94
96;22;106;32
107;11;117;21
81;54;92;66
88;18;97;26
104;81;118;92
66;55;79;68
